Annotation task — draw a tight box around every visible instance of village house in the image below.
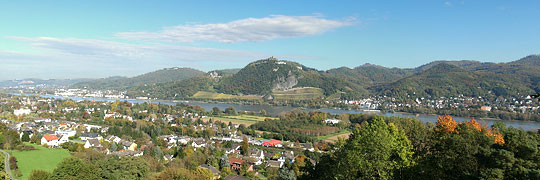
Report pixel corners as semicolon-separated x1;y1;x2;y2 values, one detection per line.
262;140;282;147
57;135;69;145
55;130;77;138
229;157;253;171
199;164;221;180
192;138;207;148
324;118;342;124
84;138;103;149
105;135;122;144
120;140;137;151
81;132;103;141
41;134;59;147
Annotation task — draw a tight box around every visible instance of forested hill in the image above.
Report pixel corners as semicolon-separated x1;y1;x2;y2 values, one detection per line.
70;55;540;101
72;67;205;90
214;57;364;97
371;63;537;98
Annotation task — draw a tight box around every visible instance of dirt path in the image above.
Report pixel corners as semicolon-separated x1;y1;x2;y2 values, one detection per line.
0;150;14;180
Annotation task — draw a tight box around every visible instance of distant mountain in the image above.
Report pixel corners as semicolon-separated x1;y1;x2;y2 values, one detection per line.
126;57;366;100
66;55;540;101
72;67;205;90
372;63;536;98
0;78;91;87
214;57;365;97
325;64;413;86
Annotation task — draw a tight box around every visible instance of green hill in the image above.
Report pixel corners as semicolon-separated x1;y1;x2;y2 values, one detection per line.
88;55;540;101
215;57;366;98
371;63;536;98
72;67;205;89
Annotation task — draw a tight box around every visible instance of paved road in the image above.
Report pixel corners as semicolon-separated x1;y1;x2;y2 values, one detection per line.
0;150;14;180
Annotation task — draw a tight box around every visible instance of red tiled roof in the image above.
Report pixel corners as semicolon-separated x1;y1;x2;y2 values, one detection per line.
43;134;58;141
229;157;244;164
262;140;281;146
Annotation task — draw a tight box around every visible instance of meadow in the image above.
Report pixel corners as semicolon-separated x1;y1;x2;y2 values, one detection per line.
205;114;277;126
11;143;71;179
271;87;324;100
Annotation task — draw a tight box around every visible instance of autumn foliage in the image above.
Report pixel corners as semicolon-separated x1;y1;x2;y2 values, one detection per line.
436;115;458;132
436;115;505;145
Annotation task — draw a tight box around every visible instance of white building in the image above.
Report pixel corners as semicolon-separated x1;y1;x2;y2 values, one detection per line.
41;134;59;147
14;109;31;116
324;119;342;124
55;130;77;138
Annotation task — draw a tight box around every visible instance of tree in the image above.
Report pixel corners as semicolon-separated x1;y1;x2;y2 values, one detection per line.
211;107;221;115
30;133;42;145
225;106;237;115
28;170;51;180
221;167;233;178
0;172;10;180
310;117;414;179
1;130;21;150
241;136;249;156
21;132;30;142
278;166;296;180
49;157;99;180
219;154;230;170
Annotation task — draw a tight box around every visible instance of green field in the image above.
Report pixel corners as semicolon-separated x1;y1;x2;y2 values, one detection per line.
316;129;351;141
272;87;324;100
192;91;262;100
205;114;277;126
12;143;71;179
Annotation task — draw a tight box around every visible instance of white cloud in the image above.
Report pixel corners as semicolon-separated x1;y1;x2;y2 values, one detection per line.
444;1;453;6
115;15;354;43
1;36;319;80
7;36;267;61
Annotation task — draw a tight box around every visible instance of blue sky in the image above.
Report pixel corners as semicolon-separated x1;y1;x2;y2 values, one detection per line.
1;0;539;80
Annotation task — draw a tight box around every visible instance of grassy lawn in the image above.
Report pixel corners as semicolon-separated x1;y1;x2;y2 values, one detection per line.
317;129;351;141
192;91;262;100
205;114;277;126
11;143;71;180
272;87;324;100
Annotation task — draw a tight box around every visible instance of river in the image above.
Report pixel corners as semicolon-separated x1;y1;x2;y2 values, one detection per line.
21;94;540;131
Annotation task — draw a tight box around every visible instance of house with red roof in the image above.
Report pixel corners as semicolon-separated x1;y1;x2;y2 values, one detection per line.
41;134;59;147
229;157;253;172
262;140;282;147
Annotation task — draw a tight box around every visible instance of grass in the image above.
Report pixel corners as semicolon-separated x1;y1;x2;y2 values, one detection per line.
204;114;277;126
192;91;262;100
11;143;71;180
317;129;351;141
272;87;324;100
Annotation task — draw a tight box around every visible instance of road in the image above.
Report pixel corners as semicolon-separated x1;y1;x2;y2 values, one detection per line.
0;150;14;180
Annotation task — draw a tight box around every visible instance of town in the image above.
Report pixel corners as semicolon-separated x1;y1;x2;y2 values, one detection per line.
0;93;337;179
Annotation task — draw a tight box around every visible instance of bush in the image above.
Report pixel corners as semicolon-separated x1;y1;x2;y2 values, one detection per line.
28;170;51;180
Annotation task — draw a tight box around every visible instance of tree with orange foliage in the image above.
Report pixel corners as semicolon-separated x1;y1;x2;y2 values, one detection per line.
436;115;458;132
463;118;505;145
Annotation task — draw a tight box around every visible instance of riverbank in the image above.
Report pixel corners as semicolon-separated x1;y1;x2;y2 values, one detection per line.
7;92;540;131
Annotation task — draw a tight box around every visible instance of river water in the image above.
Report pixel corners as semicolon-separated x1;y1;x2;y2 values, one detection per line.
27;94;540;131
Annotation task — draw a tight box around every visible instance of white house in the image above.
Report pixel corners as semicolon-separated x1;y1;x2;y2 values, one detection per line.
84;138;102;149
14;109;31;116
81;133;103;141
324;119;342;124
58;135;69;145
83;124;102;132
55;130;77;138
105;135;122;144
41;134;59;147
192;138;207;148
